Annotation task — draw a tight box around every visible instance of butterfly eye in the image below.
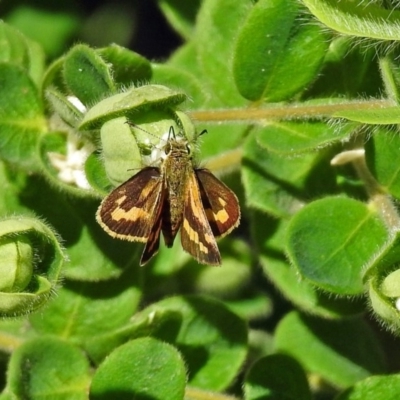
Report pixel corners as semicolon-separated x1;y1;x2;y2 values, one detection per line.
186;144;191;154
164;143;171;154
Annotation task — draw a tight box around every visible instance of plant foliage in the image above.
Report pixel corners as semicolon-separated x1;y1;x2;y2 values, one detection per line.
1;0;400;399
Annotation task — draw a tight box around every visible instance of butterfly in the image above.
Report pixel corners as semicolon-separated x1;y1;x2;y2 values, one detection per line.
96;126;240;265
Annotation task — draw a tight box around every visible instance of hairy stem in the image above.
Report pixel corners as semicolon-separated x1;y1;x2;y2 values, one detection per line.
190;99;392;122
204;148;242;174
185;387;240;400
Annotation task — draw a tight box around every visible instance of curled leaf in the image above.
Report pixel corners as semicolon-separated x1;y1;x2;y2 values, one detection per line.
303;0;400;41
0;216;65;316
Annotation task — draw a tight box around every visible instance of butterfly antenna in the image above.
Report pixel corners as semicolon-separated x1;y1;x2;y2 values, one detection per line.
125;121;167;142
168;126;177;140
126;121;203;145
199;129;208;137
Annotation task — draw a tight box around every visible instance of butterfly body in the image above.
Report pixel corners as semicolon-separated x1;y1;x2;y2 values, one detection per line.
96;129;240;266
160;138;193;246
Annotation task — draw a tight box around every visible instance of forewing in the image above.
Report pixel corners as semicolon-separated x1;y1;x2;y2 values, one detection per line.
181;171;221;266
195;169;240;238
96;167;163;242
139;193;165;265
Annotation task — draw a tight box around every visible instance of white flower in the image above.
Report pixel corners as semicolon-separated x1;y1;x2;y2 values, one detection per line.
48;134;94;190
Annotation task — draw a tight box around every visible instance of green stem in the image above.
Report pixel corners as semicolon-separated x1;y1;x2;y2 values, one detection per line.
204;148;242;174
189;99;392;122
185;387;240;400
330;133;400;231
379;57;400;103
352;155;400;231
0;331;23;353
343;135;400;231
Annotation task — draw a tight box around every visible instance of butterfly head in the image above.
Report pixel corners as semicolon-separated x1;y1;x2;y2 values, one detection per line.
163;126;192;157
139;125;197;166
126;122;206;168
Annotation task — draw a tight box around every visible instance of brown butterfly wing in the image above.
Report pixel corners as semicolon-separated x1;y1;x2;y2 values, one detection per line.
96;167;163;242
195;169;240;238
139;188;165;265
181;171;221;266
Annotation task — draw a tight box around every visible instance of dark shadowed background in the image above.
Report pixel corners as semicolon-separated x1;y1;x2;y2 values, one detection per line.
1;0;183;60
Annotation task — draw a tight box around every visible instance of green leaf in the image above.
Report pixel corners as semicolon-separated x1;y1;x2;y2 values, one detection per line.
20;40;45;86
381;269;400;298
367;234;400;331
79;85;186;131
334;106;400;125
63;44;116;106
195;0;252;106
365;127;400;199
177;239;252;299
88;295;248;390
247;329;274;365
242;133;302;217
0;318;35;351
275;312;387;388
198;125;245;160
253;211;365;317
0;216;66;317
0;21;45;85
233;0;328;102
257;120;356;154
45;88;83;128
379;56;400;103
0;162;31;215
168;42;204;81
225;293;273;322
29;268;141;341
303;0;400;41
244;354;311;400
83;296;183;364
0;21;30;67
99;44;152;86
41;55;65;93
60;198;141;281
368;272;400;333
307;38;381;98
4;336;90;400
337;373;400;400
0;236;33;293
157;0;201;39
133;295;248;391
98;117;141;187
90;337;186;400
84;151;110;196
287;197;390;295
151;63;207;108
242;132;336;218
0;64;46;171
6;6;80;58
